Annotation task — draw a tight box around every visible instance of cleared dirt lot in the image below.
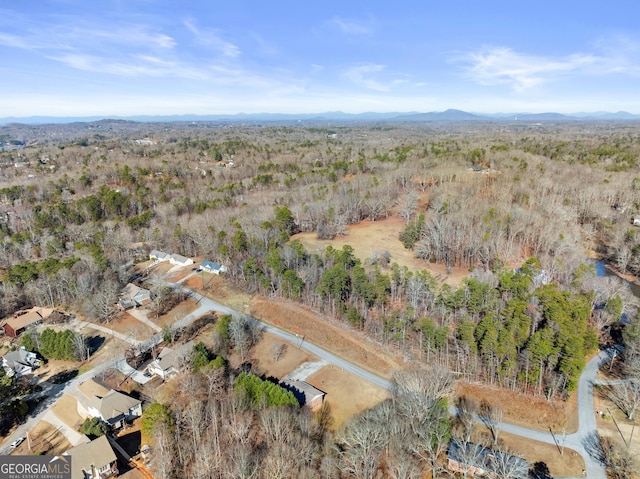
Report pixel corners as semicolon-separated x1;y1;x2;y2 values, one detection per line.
18;420;72;456
251;298;404;378
250;332;318;379
456;382;576;432
307;364;389;429
498;431;584;477
292;216;469;287
153;298;199;329
109;312;156;340
51;394;84;431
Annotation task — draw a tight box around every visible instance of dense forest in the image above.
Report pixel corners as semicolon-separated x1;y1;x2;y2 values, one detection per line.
1;121;640;399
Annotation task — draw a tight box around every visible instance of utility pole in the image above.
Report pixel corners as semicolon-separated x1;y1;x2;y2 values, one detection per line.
608;408;629;448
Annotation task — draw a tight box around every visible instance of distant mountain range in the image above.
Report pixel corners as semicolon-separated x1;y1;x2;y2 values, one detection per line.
1;109;640;125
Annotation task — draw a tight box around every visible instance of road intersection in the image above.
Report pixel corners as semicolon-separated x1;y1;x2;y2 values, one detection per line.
2;275;615;477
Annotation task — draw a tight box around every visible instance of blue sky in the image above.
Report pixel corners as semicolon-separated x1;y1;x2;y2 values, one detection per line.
1;1;639;117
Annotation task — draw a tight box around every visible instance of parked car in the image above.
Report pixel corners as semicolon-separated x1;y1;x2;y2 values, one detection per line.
10;437;24;449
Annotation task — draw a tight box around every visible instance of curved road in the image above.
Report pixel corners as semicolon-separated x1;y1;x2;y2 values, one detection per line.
173;279;612;477
3;275;616;478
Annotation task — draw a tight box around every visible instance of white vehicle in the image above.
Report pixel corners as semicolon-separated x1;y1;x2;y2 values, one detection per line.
9;437;24;449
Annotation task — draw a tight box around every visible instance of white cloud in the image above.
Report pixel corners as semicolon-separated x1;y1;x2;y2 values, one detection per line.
345;64;389;91
91;27;176;49
461;42;640;91
461;47;596;91
332;16;372;35
183;19;241;57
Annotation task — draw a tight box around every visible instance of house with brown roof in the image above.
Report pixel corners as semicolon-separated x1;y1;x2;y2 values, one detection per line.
65;435;118;479
1;308;51;338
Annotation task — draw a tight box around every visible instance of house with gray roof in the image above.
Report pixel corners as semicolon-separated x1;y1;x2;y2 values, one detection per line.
65;435;118;479
147;341;194;380
149;250;169;261
2;347;40;377
169;253;194;267
201;260;227;274
279;380;326;412
86;389;142;430
118;283;152;310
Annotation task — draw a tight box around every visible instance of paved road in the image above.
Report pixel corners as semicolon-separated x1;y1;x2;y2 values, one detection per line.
1;275;616;478
0;358;117;452
176;283;614;478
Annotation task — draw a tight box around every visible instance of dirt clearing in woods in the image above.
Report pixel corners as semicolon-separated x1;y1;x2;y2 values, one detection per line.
455;382;577;433
250;332;318;379
108;312;155;340
307;365;389;429
186;273;406;380
292;217;469;286
251;298;404;378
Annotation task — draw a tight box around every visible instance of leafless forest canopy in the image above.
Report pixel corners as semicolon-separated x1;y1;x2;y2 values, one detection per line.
3;119;640;477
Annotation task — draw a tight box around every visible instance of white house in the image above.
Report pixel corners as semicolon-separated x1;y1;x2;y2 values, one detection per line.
201;260;228;274
2;348;40;377
169;253;194;267
149;250;170;261
148;341;194;380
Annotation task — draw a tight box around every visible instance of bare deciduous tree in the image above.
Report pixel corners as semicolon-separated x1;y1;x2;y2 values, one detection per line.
456;395;478;442
229;315;261;363
599;435;637;479
71;332;88;361
479;399;503;446
608;380;640;421
272;341;287;362
336;408;389;479
87;279;119;323
485;448;529;479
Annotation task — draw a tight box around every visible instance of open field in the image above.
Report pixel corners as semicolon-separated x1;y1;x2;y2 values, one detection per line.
455;382;576;433
251;298;405;378
153;298;199;329
109;312;156;340
307;365;389;429
250;331;318;379
51;394;84;430
18;420;72;456
292;216;469;286
498;431;584;477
